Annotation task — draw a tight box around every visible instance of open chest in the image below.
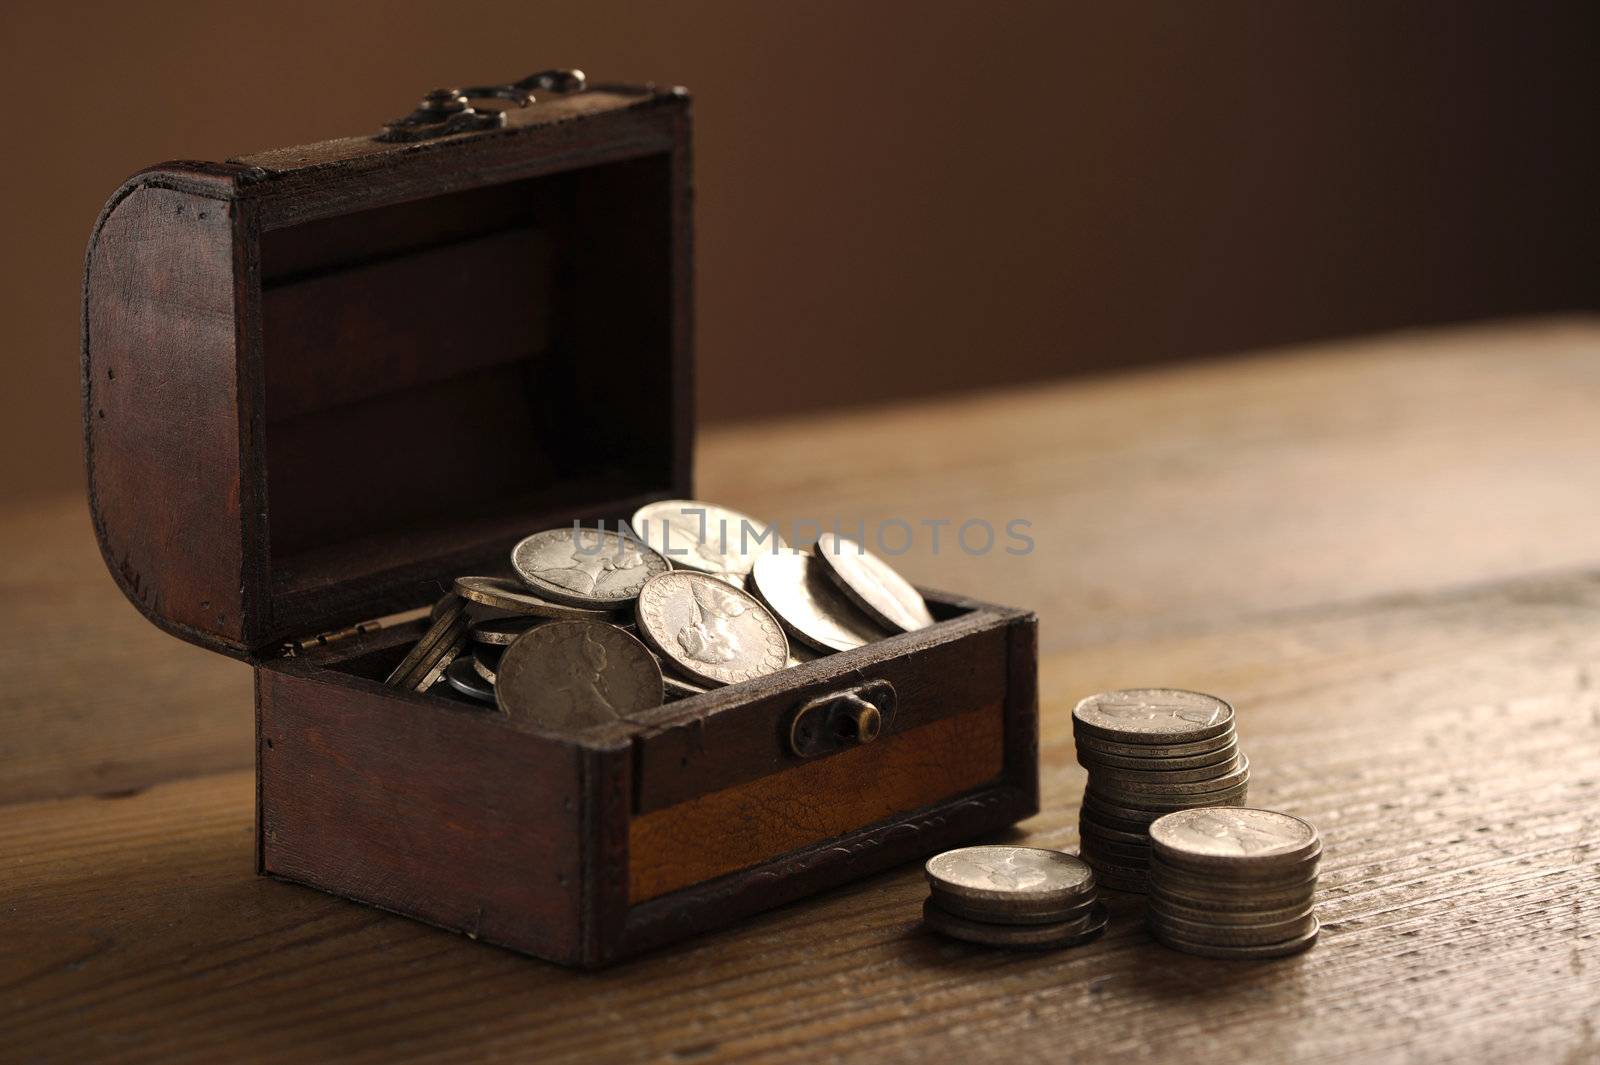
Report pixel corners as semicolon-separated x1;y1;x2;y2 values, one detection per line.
82;73;1039;966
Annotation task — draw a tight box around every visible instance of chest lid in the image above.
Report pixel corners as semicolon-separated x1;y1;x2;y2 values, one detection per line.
83;73;693;660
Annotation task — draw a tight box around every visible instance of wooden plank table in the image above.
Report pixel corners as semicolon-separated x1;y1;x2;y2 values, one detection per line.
4;318;1598;1063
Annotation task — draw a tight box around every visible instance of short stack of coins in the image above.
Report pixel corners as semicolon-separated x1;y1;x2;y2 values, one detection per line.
921;846;1107;950
1073;689;1249;892
1146;807;1322;959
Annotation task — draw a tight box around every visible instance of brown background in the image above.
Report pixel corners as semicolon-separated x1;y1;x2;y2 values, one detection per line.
4;1;1597;502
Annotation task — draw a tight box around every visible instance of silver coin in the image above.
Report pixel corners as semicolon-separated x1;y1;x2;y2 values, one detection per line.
928;891;1099;927
1075;730;1239;760
634;571;789;687
1149;894;1316;926
453;576;620;619
749;551;892;653
1076;739;1241;772
1076;831;1150;862
630;500;786;580
1148;867;1320;910
922;898;1108;950
511;528;669;608
470;615;545;646
472;645;501;685
1148;854;1321;893
925;846;1096;908
1150;915;1320;959
814;532;934;632
445;655;496;704
1083;752;1244;785
1149;905;1318;944
1150;880;1318;913
662;671;710;699
1085;781;1250;817
1078;814;1150;845
387;595;468;687
413;634;467;694
1149;807;1321;873
1089;754;1251;797
1072;689;1234;745
495;621;663;731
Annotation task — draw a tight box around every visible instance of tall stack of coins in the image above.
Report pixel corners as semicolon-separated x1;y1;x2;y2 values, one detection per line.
1146;807;1321;959
1073;689;1249;892
921;846;1107;949
378;502;936;736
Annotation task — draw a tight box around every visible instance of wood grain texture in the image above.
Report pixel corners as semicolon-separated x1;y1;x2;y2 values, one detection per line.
697;316;1600;651
9;319;1600;804
4;570;1597;1064
628;704;1005;902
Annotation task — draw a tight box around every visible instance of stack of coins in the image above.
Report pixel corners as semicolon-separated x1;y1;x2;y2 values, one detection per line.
921;846;1107;949
1146;807;1321;959
1073;689;1249;892
375;501;936;736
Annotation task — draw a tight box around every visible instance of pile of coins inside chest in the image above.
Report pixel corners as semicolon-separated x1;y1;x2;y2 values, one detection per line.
922;689;1321;961
382;499;935;729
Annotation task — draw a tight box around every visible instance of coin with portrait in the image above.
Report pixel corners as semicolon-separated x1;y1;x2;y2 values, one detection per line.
630;499;786;580
813;533;934;632
634;571;789;687
495;621;664;732
510;528;669;609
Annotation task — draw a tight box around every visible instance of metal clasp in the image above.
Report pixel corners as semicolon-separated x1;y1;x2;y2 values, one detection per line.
787;680;897;758
376;69;587;143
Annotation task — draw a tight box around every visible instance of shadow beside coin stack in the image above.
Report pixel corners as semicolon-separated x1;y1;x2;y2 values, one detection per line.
382;500;935;731
921;846;1107;950
1074;690;1250;893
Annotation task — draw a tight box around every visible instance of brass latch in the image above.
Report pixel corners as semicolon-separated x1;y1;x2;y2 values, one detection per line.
787;680;897;759
376;69;587;143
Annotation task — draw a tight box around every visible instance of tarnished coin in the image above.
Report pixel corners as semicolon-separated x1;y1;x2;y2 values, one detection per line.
1148;855;1321;894
662;672;710;699
749;551;892;653
1075;731;1239;760
495;621;663;731
453;576;619;619
1149;906;1317;946
1072;689;1234;745
1084;752;1244;785
930;892;1099;927
630;500;786;580
1149;807;1321;873
814;533;934;632
386;595;468;688
1150;915;1319;959
511;528;669;608
922;899;1108;950
471;615;545;646
925;847;1095;909
1075;740;1241;772
1089;755;1250;797
634;571;789;687
1084;784;1249;819
1150;894;1316;926
445;656;496;704
1150;878;1318;912
1078;814;1151;845
472;646;501;685
413;634;467;694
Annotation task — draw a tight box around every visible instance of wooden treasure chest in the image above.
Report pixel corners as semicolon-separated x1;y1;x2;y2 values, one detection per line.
81;71;1039;966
